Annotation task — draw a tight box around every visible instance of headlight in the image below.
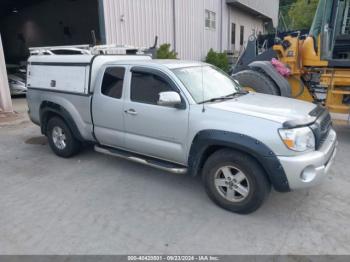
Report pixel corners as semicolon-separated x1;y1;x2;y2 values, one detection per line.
278;127;315;152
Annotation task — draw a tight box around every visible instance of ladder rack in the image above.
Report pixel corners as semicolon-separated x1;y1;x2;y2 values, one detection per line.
29;44;150;56
29;45;90;55
91;44;147;55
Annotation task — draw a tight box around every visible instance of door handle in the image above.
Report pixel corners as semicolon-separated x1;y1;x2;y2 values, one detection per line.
124;109;138;115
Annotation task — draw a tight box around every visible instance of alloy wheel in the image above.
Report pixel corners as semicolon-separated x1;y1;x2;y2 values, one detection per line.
214;165;250;202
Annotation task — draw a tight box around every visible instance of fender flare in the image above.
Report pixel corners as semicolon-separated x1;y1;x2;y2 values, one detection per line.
248;61;292;97
39;101;84;142
188;130;290;192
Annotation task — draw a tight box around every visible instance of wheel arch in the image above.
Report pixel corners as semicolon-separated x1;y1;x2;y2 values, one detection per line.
248;61;292;97
188;130;290;192
39;101;84;142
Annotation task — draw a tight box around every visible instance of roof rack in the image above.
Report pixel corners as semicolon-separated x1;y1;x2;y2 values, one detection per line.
29;45;91;55
91;44;147;55
29;44;149;56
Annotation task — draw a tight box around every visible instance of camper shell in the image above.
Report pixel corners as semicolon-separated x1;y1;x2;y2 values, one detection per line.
27;54;152;95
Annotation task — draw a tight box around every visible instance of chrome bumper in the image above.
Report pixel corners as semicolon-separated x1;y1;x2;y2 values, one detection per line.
278;129;337;190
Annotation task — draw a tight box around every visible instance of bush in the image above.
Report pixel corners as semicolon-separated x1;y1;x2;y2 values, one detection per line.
156;43;177;59
205;48;229;73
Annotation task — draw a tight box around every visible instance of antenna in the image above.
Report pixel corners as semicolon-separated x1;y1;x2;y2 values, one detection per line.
151;36;158;49
91;30;97;46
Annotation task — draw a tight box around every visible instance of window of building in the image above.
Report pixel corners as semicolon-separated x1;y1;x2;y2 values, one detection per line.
101;67;125;99
205;10;216;29
240;25;244;46
131;71;174;105
231;23;236;46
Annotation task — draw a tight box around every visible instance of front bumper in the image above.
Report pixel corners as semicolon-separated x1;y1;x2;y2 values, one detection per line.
277;128;337;190
10;85;27;96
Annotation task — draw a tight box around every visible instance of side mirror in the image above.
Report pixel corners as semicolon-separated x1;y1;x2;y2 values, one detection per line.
158;91;182;107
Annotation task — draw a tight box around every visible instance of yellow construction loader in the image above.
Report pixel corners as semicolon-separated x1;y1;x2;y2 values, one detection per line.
232;0;350;116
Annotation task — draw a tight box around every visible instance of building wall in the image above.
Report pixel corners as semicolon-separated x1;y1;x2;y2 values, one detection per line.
236;0;279;26
225;7;266;52
103;0;174;49
174;0;221;60
103;0;278;60
103;0;221;60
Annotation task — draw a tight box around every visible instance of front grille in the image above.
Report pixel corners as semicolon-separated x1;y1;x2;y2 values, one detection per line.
309;105;324;117
310;108;332;149
320;114;331;132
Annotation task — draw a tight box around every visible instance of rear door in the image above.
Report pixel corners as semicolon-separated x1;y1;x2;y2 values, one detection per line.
123;67;189;164
92;66;126;148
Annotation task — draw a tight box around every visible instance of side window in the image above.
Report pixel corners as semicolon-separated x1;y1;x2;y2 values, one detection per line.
131;71;174;105
101;67;125;99
231;23;236;47
240;25;245;46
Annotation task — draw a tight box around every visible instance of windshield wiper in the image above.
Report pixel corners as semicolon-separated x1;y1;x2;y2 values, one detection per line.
198;90;248;104
223;90;249;97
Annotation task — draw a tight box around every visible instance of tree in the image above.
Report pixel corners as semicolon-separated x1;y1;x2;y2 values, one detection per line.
279;0;319;31
278;0;296;31
205;49;229;73
156;44;177;59
288;0;319;30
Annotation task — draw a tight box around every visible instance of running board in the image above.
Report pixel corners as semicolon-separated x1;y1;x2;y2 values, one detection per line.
94;145;188;174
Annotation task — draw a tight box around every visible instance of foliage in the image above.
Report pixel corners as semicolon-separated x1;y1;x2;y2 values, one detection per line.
288;0;319;30
156;43;177;59
279;0;296;31
205;48;229;73
280;0;295;5
279;0;319;31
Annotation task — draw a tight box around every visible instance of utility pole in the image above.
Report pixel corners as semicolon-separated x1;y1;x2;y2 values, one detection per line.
0;33;13;113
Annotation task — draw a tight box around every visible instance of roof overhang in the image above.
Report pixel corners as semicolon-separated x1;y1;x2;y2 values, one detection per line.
226;0;272;22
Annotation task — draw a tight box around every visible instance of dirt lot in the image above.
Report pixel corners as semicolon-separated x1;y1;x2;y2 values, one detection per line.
0;98;350;255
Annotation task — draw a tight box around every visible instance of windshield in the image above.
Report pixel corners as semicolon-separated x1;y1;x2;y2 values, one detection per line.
173;66;241;104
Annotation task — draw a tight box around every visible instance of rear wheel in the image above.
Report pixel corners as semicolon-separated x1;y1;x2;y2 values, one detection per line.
202;149;271;214
47;117;81;158
232;70;280;95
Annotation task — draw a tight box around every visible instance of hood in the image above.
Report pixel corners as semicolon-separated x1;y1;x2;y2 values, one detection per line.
8;74;26;84
207;92;317;125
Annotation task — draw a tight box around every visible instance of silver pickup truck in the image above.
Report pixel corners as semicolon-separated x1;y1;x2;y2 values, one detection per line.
26;52;337;214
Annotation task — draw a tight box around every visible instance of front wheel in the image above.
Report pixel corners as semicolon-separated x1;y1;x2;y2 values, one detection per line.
202;149;271;214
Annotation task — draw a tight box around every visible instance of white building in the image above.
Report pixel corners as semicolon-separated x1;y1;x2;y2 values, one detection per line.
102;0;279;60
0;0;279;108
0;0;279;62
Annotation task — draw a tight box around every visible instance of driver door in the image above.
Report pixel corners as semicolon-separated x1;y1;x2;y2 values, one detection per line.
92;66;126;148
123;67;189;165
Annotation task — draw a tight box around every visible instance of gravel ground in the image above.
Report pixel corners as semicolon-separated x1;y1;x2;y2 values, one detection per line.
0;98;349;255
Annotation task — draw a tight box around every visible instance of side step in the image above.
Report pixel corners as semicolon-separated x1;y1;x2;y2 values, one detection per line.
94;145;188;174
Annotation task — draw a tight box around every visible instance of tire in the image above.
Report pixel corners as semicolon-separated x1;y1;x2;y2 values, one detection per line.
202;149;271;214
232;70;280;95
47;117;81;158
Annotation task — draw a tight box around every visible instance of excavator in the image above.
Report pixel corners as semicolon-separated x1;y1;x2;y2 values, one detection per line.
232;0;350;117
